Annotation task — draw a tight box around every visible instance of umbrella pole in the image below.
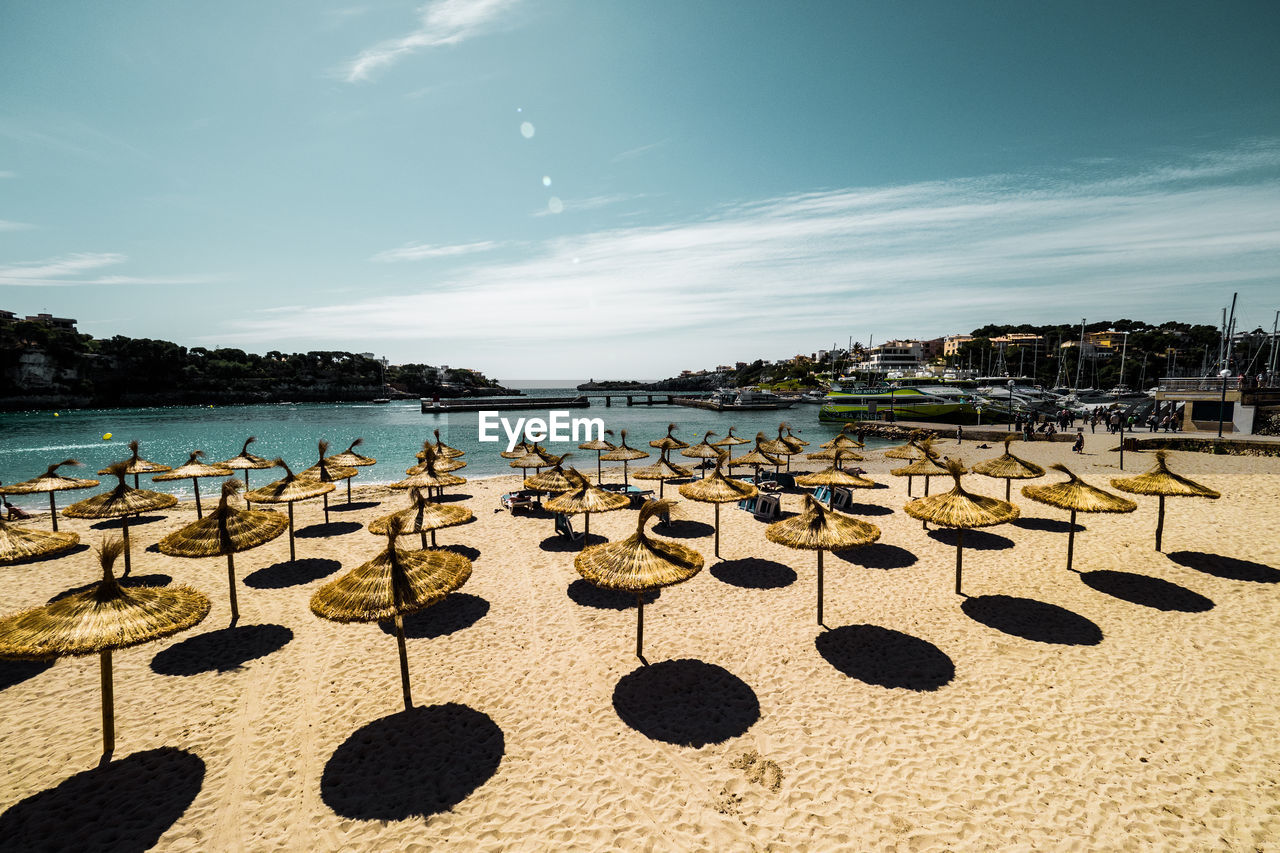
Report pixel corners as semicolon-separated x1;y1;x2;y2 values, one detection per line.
323;493;330;525
347;478;352;505
226;552;239;624
420;531;428;549
288;503;296;562
122;520;132;576
1157;491;1167;550
49;492;58;531
394;615;413;711
584;513;590;546
1005;479;1011;501
907;475;913;497
714;504;721;558
623;461;629;488
431;529;437;547
817;550;824;626
193;478;202;519
100;649;114;759
924;476;931;497
635;595;644;661
658;479;664;498
954;530;965;595
244;469;250;490
1066;510;1077;572
134;473;140;488
597;452;602;484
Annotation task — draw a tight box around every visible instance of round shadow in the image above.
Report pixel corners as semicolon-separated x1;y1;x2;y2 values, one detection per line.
1166;551;1280;583
841;502;894;517
49;575;172;603
378;594;489;639
150;623;293;675
816;624;954;691
1081;570;1214;612
567;579;658;610
295;521;362;538
90;515;166;530
612;658;759;747
244;558;341;589
321;703;503;821
434;543;480;562
2;543;90;566
711;558;796;589
928;529;1015;551
432;492;472;503
330;500;380;513
0;658;53;692
652;519;715;539
962;595;1102;645
0;747;205;852
539;533;607;552
1012;516;1083;533
833;543;918;570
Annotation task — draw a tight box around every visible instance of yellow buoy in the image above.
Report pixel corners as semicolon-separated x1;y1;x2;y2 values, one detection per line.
103;433;113;440
53;412;59;417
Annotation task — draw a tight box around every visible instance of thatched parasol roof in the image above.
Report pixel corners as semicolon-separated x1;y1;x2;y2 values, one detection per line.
712;426;751;448
0;538;209;659
820;424;864;450
63;464;178;519
678;454;758;504
218;437;274;471
326;437;376;468
100;440;172;477
796;460;877;489
680;431;723;461
0;518;80;565
903;459;1019;529
1110;450;1221;499
310;520;471;623
971;436;1045;481
632;456;694;482
500;440;533;459
393;445;467;490
157;480;289;557
766;494;880;551
600;430;649;462
574;499;703;593
299;441;358;483
509;443;560;469
649;423;689;452
1;459;99;494
734;434;784;468
409;438;467;473
578;429;617;453
780;423;808;452
891;438;949;477
524;455;580;494
244;460;335;504
431;429;465;459
152;451;233;482
545;470;631;515
368;488;473;535
759;425;796;456
808;445;865;463
1023;464;1138;514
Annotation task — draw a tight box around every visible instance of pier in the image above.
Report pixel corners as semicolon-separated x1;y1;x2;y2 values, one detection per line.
579;391;708;407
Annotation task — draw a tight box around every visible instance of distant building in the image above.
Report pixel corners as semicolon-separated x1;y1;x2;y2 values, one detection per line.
23;313;77;331
715;365;733;372
866;340;924;373
0;309;16;324
990;333;1046;347
943;334;974;356
919;337;945;360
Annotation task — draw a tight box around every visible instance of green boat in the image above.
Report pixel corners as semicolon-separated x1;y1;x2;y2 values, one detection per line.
818;385;982;424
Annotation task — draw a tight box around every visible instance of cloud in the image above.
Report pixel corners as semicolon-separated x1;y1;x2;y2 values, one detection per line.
343;0;520;82
370;240;502;262
531;193;646;217
611;139;669;163
0;219;34;231
0;253;212;287
219;144;1280;373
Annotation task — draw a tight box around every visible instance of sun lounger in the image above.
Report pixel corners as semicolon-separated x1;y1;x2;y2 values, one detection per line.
831;488;852;512
753;494;781;521
4;501;33;521
501;490;540;514
812;485;832;504
737;495;759;513
554;512;583;541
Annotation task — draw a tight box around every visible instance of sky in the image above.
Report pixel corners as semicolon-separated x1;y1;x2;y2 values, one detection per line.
2;0;1278;379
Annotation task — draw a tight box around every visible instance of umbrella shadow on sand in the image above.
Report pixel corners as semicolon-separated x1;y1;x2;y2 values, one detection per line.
321;703;503;822
294;521;362;538
928;529;1015;551
4;543;90;566
436;543;481;562
710;558;797;589
377;593;489;639
613;659;759;747
49;575;172;602
329;500;380;513
539;533;608;552
841;502;894;517
0;659;53;692
832;544;918;570
1166;551;1280;583
0;748;204;852
567;579;659;610
816;625;954;691
244;558;341;589
1080;570;1214;612
150;624;293;676
962;595;1102;645
652;519;715;539
1012;516;1084;534
90;515;166;530
430;492;472;503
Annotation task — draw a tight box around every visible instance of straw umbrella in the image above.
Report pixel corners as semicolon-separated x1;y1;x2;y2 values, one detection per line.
63;462;177;576
524;454;580;497
499;440;533;460
883;431;926;460
300;441;358;524
760;425;798;470
891;438;949;497
574;499;703;660
311;518;472;711
152;451;233;519
1022;464;1136;571
766;494;880;624
796;451;877;509
578;429;617;483
326;438;377;504
733;433;784;481
904;459;1019;595
631;455;693;498
412;445;467;473
0;537;209;757
677;452;757;557
369;488;473;549
218;437;274;491
1111;450;1220;552
820;423;864;450
395;444;466;500
431;428;465;460
508;442;560;479
782;424;809;451
157;479;289;624
649;423;689;460
712;426;750;467
971;435;1046;500
546;469;630;545
807;445;865;468
0;460;99;532
244;460;335;562
99;440;171;488
600;429;649;487
0;517;80;565
680;431;722;477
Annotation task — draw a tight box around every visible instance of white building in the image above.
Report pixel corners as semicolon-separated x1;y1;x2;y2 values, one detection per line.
866;340;924;373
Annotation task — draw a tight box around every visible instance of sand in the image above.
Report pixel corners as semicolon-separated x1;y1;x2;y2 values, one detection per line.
1;433;1278;851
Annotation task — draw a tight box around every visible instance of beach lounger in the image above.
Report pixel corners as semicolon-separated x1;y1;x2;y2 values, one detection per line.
831;488;852;512
753;494;781;521
737;495;759;514
812;485;832;504
501;491;539;514
554;512;583;542
4;501;33;521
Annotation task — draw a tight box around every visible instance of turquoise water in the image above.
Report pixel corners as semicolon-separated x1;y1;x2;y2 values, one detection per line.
0;389;887;509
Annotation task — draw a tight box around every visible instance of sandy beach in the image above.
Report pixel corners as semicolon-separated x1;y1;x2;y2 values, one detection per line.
1;433;1278;851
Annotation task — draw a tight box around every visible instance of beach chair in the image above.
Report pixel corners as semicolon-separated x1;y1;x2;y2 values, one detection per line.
773;472;796;489
737;495;759;514
4;501;33;521
753;494;780;521
554;512;583;542
812;485;832;505
831;487;852;512
501;491;539;514
756;478;781;493
627;486;655;509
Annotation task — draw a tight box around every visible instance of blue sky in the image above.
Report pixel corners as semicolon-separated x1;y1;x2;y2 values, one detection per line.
2;0;1278;378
